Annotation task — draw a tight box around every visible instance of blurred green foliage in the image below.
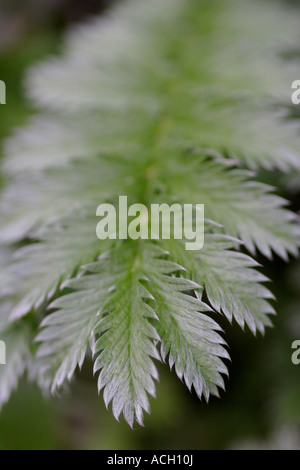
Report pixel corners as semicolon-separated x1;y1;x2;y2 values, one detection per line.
0;0;299;449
